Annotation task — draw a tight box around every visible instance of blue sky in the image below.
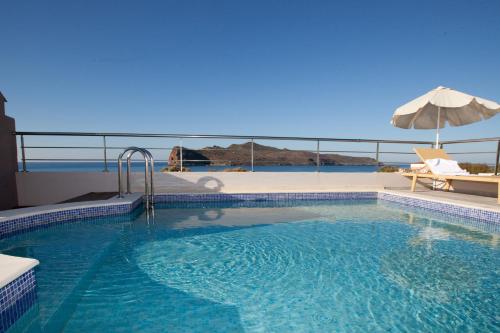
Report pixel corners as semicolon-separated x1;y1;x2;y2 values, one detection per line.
1;0;500;162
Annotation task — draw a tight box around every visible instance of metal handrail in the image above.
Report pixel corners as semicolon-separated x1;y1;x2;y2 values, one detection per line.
14;131;500;175
118;147;154;210
440;137;500;144
14;131;434;144
14;130;500;146
15;130;500;144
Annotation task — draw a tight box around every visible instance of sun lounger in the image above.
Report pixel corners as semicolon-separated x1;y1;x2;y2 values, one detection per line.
425;158;469;176
402;148;500;204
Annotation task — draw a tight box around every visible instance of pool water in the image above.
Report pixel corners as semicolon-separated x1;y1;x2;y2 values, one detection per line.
1;200;499;332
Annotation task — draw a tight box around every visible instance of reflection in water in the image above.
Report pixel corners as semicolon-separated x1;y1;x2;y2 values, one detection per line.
418;226;450;241
402;212;499;249
381;212;497;304
144;206;325;230
145;206;155;223
409;219;450;251
197;209;224;221
381;247;480;303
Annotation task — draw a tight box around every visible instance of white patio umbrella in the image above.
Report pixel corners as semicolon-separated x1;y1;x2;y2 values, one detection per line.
391;86;500;147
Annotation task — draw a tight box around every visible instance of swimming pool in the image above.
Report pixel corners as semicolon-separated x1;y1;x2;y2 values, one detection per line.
1;199;499;332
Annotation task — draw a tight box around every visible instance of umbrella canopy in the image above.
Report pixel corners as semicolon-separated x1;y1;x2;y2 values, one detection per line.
391;86;500;146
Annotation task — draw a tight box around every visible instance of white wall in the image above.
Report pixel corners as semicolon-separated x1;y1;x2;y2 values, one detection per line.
16;172;410;206
16;171;497;207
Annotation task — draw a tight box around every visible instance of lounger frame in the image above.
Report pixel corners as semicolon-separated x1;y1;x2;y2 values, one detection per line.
402;148;500;204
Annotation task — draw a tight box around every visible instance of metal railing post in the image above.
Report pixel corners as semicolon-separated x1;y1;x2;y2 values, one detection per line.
20;134;27;172
495;140;500;176
118;158;123;198
251;139;254;172
180;139;183;172
102;136;109;172
316;140;320;172
375;142;380;165
126;155;132;194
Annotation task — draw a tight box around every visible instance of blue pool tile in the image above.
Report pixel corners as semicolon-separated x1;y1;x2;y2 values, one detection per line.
1;191;498;241
154;192;378;203
0;269;37;333
0;197;143;238
378;192;500;225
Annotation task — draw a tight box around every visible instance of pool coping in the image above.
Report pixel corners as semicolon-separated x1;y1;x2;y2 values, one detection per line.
1;190;499;239
378;190;500;222
379;190;500;213
0;254;39;289
0;193;144;221
1;190;499;332
0;193;143;239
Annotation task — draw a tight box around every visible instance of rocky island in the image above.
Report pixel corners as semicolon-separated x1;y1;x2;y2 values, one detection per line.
168;142;377;166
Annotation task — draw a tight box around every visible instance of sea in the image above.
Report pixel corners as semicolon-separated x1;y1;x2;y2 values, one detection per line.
19;162;409;173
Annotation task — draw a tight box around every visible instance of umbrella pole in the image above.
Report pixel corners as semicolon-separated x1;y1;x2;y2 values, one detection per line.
435;106;441;148
432;106;442;190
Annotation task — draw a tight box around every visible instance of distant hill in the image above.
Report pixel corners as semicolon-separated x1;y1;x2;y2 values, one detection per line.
168;142;377;166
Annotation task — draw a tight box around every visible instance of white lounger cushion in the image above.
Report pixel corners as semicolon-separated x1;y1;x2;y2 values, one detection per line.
425;158;470;176
410;163;426;170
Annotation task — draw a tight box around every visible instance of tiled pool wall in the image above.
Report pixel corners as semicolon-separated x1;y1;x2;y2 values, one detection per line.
155;191;378;202
157;192;500;225
379;198;500;234
0;199;143;239
0;270;36;333
378;192;500;225
0;192;376;239
2;191;499;240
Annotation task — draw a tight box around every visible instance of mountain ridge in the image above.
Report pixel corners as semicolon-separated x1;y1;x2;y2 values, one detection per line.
168;142;377;166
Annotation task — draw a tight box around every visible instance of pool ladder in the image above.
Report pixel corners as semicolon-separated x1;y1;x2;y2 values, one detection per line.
117;147;155;211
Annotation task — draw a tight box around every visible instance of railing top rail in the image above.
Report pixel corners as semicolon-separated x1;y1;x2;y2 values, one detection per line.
440;137;500;144
14;131;434;145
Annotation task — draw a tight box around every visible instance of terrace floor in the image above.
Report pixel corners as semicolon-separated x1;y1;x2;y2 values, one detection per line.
384;188;500;213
